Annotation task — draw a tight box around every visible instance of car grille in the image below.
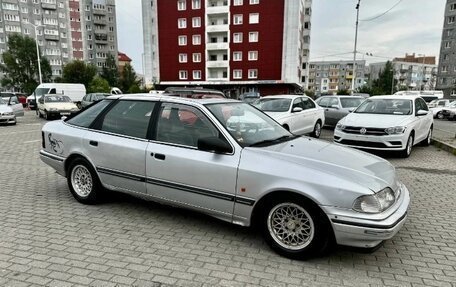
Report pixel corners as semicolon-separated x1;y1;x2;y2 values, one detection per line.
342;126;388;136
339;139;388;148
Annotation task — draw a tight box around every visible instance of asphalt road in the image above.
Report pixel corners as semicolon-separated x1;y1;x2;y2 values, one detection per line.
0;111;455;287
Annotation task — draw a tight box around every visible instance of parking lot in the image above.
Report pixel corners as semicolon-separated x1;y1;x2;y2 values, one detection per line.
0;111;455;287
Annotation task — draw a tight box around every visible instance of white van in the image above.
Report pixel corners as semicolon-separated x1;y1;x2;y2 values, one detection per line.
394;90;444;103
27;83;86;109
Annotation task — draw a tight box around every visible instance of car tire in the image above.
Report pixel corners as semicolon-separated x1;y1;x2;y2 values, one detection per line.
436;112;444;120
421;128;432;146
44;111;49;120
311;121;322;138
261;194;331;259
67;158;103;204
400;133;414;158
38;110;43;118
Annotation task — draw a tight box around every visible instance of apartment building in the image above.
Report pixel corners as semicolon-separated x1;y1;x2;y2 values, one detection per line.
436;0;456;97
370;54;437;91
307;60;366;95
142;0;312;97
0;0;118;80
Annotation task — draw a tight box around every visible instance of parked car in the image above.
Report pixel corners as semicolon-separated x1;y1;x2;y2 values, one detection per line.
0;97;18;125
40;95;410;259
27;83;86;110
253;95;325;138
81;93;110;108
394;90;444;103
0;93;25;120
430;101;456;119
37;94;80;120
315;95;365;127
441;104;456;120
1;92;27;108
164;87;226;98
427;99;454;109
239;92;261;104
334;95;433;158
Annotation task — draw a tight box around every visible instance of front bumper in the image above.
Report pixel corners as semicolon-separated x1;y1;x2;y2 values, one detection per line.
0;115;16;124
334;129;407;151
322;183;410;248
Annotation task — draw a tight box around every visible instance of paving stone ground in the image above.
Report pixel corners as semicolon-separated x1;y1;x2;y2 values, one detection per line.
0;111;455;287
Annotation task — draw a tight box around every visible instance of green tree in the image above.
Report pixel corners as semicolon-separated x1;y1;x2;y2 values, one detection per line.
120;63;140;93
88;76;111;93
337;89;350;95
304;90;315;99
371;61;397;95
101;53;119;87
0;34;52;94
62;60;97;89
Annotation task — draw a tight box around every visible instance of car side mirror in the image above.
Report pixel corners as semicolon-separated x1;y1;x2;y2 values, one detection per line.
416;110;428;116
348;108;355;113
198;137;232;154
331;105;339;109
292;107;303;113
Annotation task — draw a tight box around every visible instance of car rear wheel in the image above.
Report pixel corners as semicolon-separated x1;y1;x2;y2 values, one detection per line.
436;112;444;120
400;134;414;158
261;195;331;259
67;158;102;204
311;121;322;138
44;111;49;120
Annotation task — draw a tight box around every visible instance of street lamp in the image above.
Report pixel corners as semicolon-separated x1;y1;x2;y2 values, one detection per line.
351;0;361;94
26;22;43;85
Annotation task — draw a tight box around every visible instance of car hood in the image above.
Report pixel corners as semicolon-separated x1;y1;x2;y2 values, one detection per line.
0;105;13;113
264;111;289;121
245;137;397;193
44;102;78;110
340;113;411;128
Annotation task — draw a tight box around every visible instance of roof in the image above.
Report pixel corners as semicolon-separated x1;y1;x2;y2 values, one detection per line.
118;52;132;62
260;94;305;100
368;95;422;100
107;94;239;105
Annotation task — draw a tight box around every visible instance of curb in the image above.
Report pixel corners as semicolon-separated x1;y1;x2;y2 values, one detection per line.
432;138;456;156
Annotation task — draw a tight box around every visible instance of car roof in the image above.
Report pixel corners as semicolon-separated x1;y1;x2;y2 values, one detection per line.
367;95;421;100
317;95;364;98
108;94;240;105
260;94;304;99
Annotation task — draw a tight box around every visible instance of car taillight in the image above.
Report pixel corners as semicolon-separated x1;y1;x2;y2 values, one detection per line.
42;132;46;148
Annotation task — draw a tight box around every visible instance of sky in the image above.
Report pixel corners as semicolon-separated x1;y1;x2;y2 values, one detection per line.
116;0;447;74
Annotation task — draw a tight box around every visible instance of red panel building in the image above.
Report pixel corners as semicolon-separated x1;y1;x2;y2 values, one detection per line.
69;0;84;60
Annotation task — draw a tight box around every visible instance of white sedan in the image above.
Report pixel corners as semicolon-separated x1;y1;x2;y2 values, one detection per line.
254;95;325;138
430;101;456;119
334;95;433;158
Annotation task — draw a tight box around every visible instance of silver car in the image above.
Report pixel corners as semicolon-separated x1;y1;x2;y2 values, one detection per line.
40;95;409;259
316;96;365;127
0;96;24;125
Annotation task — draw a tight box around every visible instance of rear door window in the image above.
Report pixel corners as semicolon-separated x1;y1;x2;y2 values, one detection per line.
318;97;330;107
67;100;112;128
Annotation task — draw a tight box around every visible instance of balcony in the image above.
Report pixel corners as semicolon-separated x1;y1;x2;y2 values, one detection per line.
93;18;106;25
206;60;228;68
41;3;57;10
92;9;106;15
206;6;229;14
206;42;229;50
44;34;59;41
206;24;229;33
95;33;108;43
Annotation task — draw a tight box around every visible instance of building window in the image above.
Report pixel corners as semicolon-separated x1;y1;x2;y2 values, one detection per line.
250;0;259;4
178;18;187;28
233;70;242;79
193;70;202;79
249;32;258;42
233;32;243;43
178;35;187;46
445;41;451;49
192;34;201;45
193;53;201;62
233;14;243;25
248;51;258;61
248;69;258;79
233;0;243;5
177;0;186;10
192;0;201;9
442;66;448;72
451;3;456;11
249;13;259;24
192;17;201;27
449;16;455;24
179;53;187;63
233;51;242;61
179;70;188;79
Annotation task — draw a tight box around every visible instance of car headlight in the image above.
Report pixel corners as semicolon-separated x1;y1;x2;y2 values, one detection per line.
385;126;406;135
353;187;396;213
336;123;345;130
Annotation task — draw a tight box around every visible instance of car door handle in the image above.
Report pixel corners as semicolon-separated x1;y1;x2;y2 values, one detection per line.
89;140;98;147
154;153;166;160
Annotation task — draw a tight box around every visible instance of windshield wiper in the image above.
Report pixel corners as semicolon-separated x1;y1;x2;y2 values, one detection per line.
249;135;297;147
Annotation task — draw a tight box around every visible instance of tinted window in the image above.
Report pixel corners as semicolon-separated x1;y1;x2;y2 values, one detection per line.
254;98;292;112
355;99;412;115
302;97;315;110
156;103;220;148
67;100;112;128
99;100;156;139
10;96;19;104
318;97;330;107
340;97;364;108
292;98;303;111
417;98;429;112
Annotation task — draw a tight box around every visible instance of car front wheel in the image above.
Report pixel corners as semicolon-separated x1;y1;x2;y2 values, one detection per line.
262;195;331;259
67;158;102;204
311;121;322;138
400;134;414;158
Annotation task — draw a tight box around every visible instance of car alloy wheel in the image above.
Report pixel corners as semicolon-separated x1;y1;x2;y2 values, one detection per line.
312;122;322;138
71;165;93;198
427;129;432;146
67;158;102;204
267;203;315;250
400;134;414;158
437;112;444;119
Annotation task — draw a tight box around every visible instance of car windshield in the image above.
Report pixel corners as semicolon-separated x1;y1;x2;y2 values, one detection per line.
355;99;413;115
35;88;50;97
0;98;6;105
205;102;294;147
340;97;364;108
253;98;291;112
45;95;71;103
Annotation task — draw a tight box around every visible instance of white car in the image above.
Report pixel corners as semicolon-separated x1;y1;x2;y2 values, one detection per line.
430;101;456;119
334;95;433;158
37;94;80;120
0;94;24;125
254;95;325;138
